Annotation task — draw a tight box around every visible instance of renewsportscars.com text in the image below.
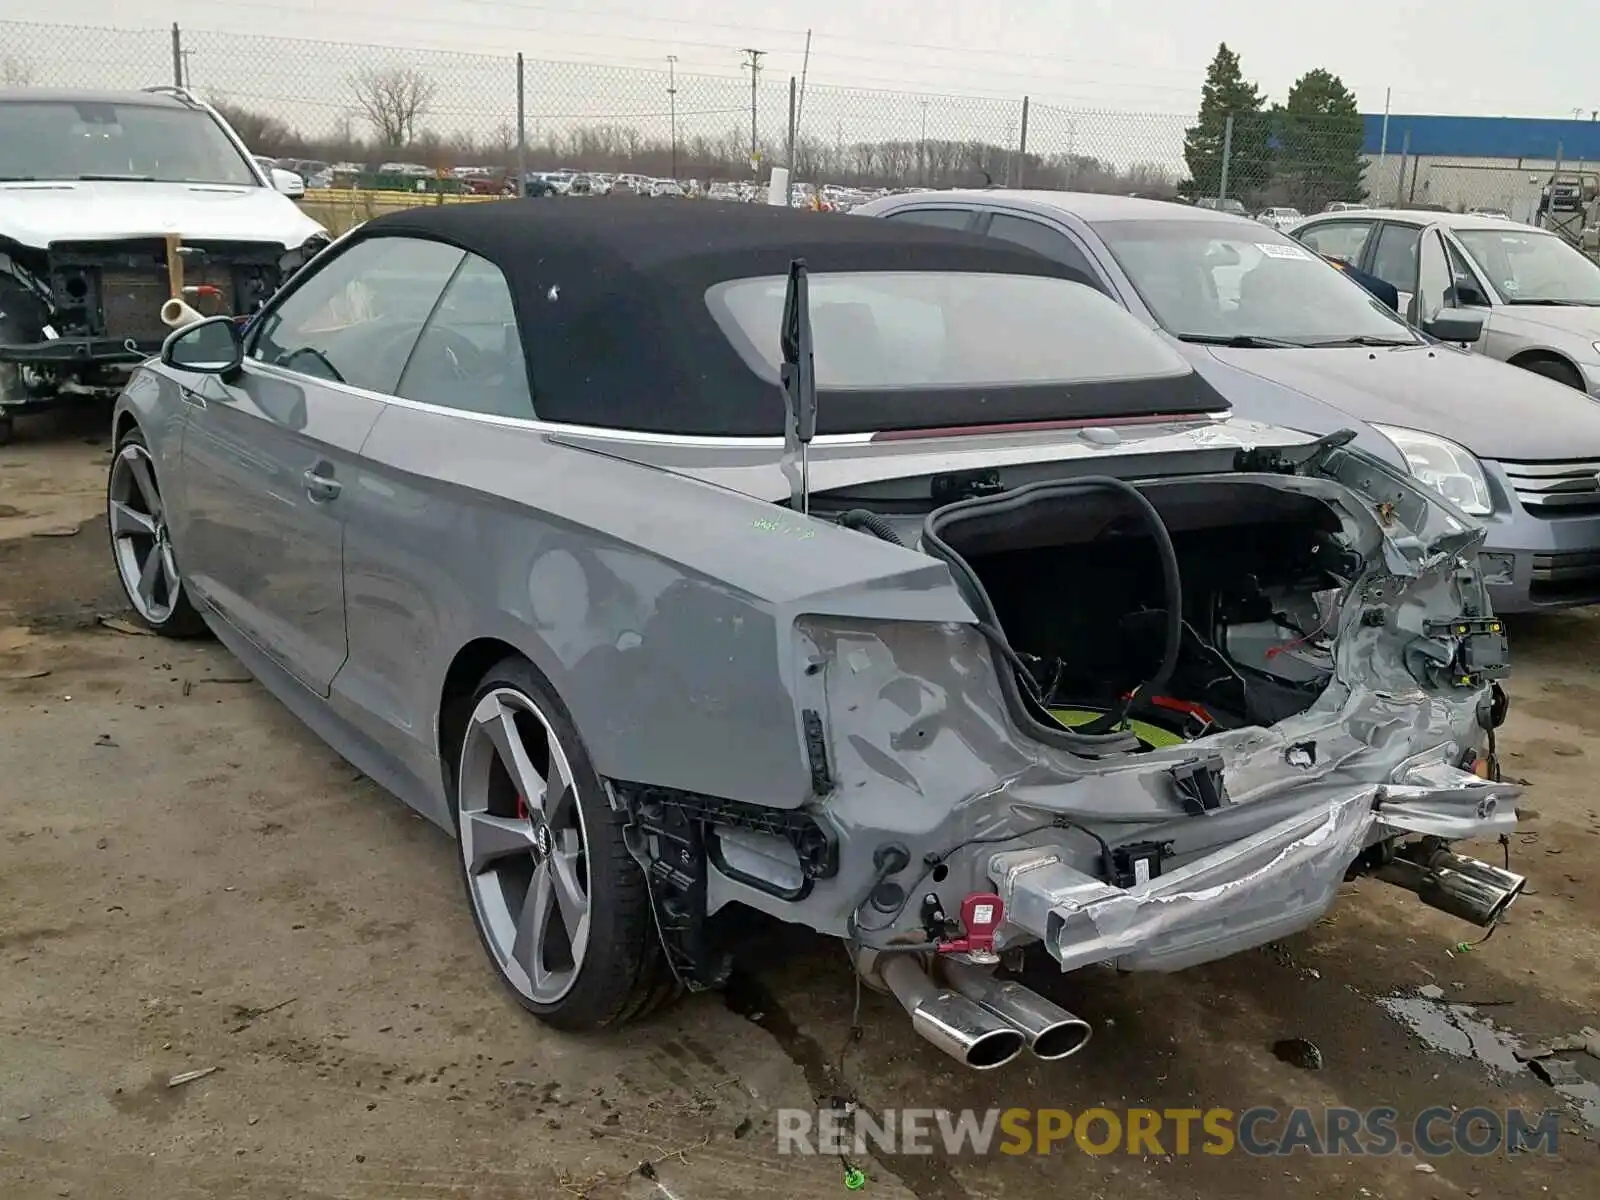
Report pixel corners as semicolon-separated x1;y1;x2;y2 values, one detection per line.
776;1106;1563;1157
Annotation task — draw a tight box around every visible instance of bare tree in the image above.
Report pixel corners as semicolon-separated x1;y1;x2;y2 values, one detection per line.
215;96;1176;193
492;120;517;163
210;98;296;155
1;55;33;86
350;67;437;148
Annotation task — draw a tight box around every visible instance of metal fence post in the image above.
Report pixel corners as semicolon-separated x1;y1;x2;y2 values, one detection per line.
1395;129;1410;204
1218;113;1234;202
516;53;527;198
1017;96;1030;188
170;23;183;89
786;76;797;206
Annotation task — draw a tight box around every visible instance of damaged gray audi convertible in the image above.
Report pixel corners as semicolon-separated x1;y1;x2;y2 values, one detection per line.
110;200;1522;1070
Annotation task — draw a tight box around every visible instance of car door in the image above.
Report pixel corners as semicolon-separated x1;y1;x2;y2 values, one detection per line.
1438;232;1495;350
330;251;538;785
1412;224;1461;337
178;234;465;696
1366;221;1424;318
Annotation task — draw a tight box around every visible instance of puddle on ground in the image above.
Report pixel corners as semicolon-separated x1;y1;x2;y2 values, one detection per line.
1379;989;1600;1129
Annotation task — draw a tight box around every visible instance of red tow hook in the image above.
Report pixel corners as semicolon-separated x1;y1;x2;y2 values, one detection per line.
936;893;1004;956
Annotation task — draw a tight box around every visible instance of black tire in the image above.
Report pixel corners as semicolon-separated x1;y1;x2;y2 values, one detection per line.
452;656;678;1030
106;426;209;637
0;359;17;445
1517;355;1586;392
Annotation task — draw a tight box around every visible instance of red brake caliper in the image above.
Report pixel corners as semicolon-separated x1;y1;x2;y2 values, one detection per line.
515;795;529;821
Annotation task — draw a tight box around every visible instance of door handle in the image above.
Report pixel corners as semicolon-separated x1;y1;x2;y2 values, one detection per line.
303;468;341;502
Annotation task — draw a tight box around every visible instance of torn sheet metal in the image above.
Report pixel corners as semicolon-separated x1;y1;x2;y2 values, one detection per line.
1375;758;1520;839
987;768;1513;976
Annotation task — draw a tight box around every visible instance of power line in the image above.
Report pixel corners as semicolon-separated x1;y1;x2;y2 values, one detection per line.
205;0;1214;83
190;0;1212;98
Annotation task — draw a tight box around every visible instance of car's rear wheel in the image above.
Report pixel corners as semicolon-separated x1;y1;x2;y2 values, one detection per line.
107;428;208;637
453;657;676;1029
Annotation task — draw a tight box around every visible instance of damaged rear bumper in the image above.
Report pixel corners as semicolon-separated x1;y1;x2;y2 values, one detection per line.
988;762;1519;974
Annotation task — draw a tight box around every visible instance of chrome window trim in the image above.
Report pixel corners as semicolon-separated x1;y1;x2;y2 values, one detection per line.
242;358;877;448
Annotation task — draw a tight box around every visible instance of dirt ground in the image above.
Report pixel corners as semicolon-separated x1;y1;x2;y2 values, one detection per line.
2;406;1598;1200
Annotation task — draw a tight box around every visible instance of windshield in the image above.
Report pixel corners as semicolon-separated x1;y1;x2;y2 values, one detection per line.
1093;218;1418;345
0;99;258;186
1453;228;1600;305
707;270;1193;389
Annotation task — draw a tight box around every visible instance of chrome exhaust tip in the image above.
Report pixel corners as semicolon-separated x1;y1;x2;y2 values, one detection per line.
939;958;1093;1061
879;955;1026;1070
1374;846;1526;928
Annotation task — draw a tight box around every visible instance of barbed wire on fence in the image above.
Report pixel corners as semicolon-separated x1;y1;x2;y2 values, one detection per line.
0;17;1586;220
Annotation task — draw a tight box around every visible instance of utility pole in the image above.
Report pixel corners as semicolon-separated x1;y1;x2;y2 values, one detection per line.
667;55;678;181
516;53;526;197
742;48;765;175
786;75;797;204
796;29;812;148
919;101;929;186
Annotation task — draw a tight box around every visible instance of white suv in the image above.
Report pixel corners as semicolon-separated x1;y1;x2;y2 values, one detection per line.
0;85;328;441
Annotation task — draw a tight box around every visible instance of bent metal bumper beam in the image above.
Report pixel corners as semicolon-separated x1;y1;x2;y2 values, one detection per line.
988;764;1519;975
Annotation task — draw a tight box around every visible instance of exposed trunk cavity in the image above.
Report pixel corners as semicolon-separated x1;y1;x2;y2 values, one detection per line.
924;476;1354;749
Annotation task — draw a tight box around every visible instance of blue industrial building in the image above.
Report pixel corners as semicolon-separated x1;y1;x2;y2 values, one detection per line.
1361;114;1600;162
1354;114;1600;219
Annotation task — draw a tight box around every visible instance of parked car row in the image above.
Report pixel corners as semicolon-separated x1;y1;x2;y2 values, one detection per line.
854;188;1600;611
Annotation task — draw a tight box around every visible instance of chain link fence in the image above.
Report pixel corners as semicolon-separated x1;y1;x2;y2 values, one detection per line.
0;18;1590;227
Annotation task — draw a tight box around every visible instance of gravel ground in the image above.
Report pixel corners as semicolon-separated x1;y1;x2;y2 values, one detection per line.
2;407;1598;1199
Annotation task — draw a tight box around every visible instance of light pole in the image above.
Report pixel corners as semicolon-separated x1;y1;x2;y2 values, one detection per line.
667;56;678;182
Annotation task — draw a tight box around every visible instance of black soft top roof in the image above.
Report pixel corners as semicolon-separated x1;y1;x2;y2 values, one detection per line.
357;198;1228;436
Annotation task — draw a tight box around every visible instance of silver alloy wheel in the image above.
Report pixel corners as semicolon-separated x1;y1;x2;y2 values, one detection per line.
458;687;592;1005
109;442;181;625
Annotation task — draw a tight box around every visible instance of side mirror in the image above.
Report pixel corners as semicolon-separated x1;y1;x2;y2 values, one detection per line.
161;315;244;376
271;167;305;198
1422;309;1485;343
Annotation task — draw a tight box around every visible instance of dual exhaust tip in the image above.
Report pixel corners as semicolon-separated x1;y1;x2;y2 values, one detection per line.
879;954;1091;1071
1372;844;1526;928
879;843;1524;1072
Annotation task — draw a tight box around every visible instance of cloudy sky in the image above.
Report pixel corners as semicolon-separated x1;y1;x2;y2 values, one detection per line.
23;0;1598;118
